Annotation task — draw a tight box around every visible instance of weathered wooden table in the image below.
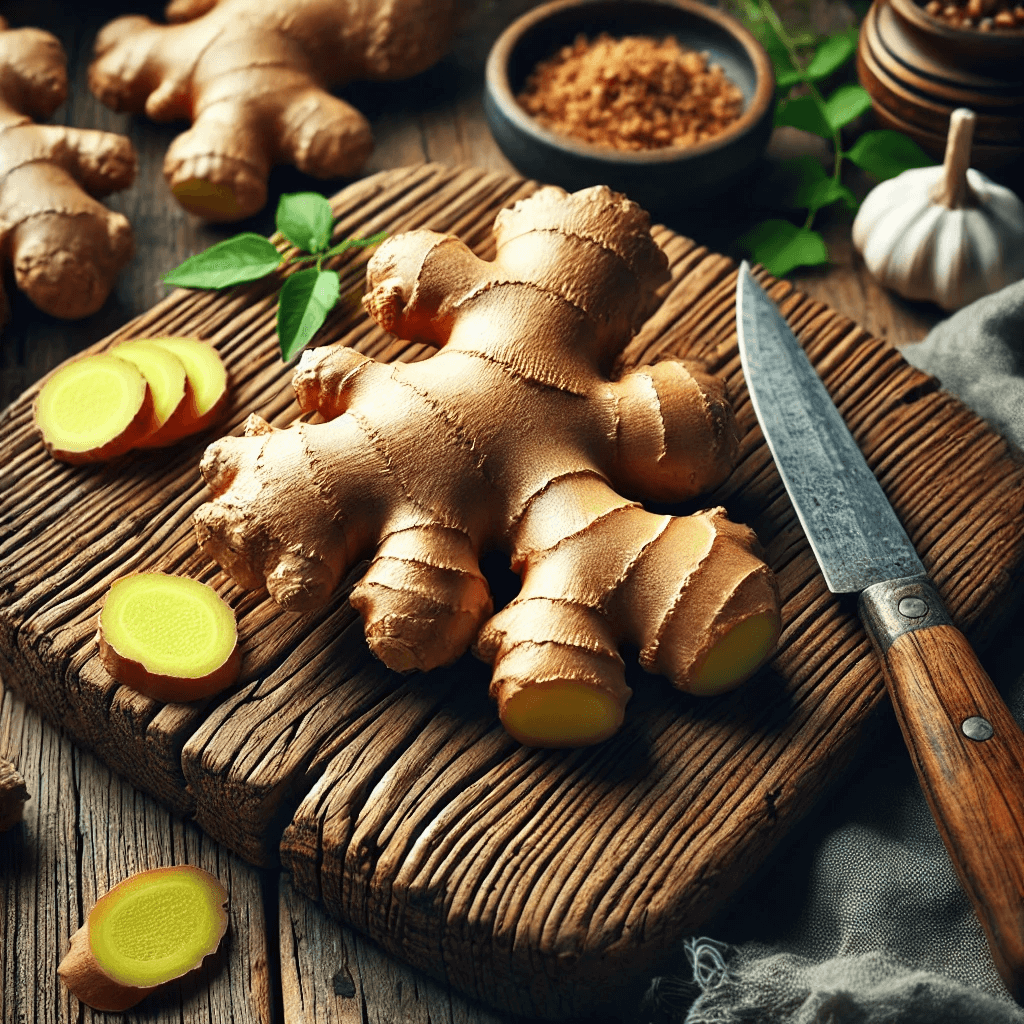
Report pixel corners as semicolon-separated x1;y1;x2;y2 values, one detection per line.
3;2;1022;1022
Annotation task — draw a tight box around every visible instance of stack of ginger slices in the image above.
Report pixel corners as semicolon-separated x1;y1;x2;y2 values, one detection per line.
33;337;229;463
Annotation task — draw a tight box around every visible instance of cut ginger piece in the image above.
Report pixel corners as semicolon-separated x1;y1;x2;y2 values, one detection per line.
33;337;229;464
33;354;156;463
111;339;192;447
98;572;241;702
58;865;228;1011
147;337;229;435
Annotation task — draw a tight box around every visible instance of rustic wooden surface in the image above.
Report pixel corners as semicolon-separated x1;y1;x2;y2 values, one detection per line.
2;2;1024;1023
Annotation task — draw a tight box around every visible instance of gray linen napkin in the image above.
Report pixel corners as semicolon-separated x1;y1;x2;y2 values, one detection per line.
639;279;1024;1024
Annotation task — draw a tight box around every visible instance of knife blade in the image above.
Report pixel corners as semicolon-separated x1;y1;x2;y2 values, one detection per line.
736;261;1024;1001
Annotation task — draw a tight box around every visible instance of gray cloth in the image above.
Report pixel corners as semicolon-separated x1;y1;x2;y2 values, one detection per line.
639;279;1024;1024
901;278;1024;452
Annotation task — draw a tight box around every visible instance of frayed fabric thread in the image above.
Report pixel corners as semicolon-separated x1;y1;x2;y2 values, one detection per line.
639;937;733;1023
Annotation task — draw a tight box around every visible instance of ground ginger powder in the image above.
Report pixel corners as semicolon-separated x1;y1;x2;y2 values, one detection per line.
517;33;745;151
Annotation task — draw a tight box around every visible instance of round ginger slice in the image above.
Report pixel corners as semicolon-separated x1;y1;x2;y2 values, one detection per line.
58;865;229;1012
33;354;155;464
147;337;229;436
111;339;192;447
98;573;241;703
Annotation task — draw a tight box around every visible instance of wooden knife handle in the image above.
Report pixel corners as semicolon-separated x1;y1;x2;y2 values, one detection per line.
861;576;1024;1002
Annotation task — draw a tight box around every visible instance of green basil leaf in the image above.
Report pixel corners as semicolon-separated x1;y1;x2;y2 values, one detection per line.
163;233;281;289
277;268;341;361
824;83;873;132
844;129;934;180
276;192;335;254
805;28;858;80
774;96;832;138
806;177;859;212
736;219;830;277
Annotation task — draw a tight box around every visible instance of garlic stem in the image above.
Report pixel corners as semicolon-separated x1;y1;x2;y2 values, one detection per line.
933;107;977;210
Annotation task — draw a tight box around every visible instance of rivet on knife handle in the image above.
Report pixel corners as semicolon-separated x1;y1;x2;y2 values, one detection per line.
860;576;1024;999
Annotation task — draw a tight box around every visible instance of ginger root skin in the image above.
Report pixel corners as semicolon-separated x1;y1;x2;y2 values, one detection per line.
195;185;782;747
0;754;29;833
0;17;135;321
89;0;458;221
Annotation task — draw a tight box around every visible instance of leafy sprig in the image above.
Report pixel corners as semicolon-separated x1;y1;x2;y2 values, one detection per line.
734;0;932;276
164;192;386;361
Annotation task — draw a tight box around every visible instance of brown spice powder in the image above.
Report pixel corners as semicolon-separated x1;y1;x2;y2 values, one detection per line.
517;32;745;151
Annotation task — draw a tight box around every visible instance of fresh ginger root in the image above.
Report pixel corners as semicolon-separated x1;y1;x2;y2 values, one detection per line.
58;865;229;1011
89;0;458;222
194;186;782;747
0;754;29;833
0;18;135;321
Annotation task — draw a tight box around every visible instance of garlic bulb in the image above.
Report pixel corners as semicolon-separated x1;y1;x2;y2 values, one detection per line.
852;108;1024;312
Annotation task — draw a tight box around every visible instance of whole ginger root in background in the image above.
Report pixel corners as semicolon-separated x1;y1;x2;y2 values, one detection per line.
0;18;135;322
194;186;782;747
89;0;459;222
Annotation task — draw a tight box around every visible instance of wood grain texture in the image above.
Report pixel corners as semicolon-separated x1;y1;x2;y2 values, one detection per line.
2;163;1023;1020
279;873;517;1024
882;623;1024;999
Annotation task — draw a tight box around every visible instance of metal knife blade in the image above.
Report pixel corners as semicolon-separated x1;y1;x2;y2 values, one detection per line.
735;261;1024;1003
736;262;924;594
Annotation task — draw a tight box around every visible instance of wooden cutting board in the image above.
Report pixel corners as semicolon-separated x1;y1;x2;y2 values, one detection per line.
2;163;1023;1019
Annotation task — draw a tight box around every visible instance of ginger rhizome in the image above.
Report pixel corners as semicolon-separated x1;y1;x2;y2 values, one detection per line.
98;573;241;703
0;754;29;833
194;185;781;747
58;865;229;1011
0;17;135;320
33;337;230;464
88;0;458;222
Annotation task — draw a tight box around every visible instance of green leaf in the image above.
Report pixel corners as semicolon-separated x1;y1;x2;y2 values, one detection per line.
736;219;830;277
845;129;934;180
163;233;281;289
823;83;873;132
806;177;859;212
774;95;832;138
277;268;341;361
276;192;334;254
804;28;858;80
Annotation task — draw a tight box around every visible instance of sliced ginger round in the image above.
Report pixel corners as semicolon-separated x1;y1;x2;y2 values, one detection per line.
98;572;241;703
34;354;155;464
58;865;228;1012
147;337;229;434
111;339;191;447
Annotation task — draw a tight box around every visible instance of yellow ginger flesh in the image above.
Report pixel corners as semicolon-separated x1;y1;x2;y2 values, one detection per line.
194;185;781;746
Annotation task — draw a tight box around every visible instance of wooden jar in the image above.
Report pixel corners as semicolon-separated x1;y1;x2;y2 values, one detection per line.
857;0;1024;177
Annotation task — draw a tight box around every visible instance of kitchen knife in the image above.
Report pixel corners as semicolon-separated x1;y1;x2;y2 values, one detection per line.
735;261;1024;1001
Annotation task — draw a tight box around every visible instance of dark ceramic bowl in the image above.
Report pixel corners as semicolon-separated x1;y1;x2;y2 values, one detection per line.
484;0;775;214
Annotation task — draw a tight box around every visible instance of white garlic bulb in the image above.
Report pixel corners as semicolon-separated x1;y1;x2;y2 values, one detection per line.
852;108;1024;312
